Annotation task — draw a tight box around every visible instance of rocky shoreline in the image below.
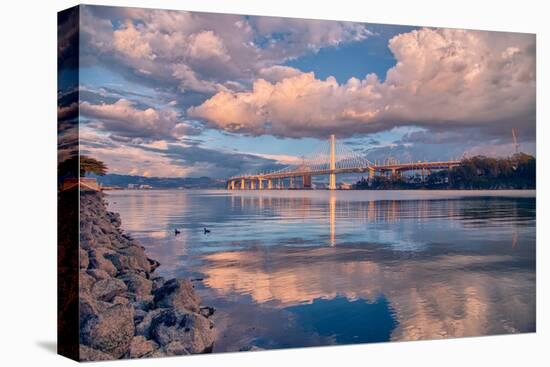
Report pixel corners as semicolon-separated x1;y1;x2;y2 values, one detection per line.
78;191;215;360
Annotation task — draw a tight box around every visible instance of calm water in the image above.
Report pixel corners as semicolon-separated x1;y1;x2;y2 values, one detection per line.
106;189;536;351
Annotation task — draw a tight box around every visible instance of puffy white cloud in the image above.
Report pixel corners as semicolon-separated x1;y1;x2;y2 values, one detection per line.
113;21;156;60
189;28;535;139
80;6;371;93
187;30;230;61
258;65;303;83
80;99;200;140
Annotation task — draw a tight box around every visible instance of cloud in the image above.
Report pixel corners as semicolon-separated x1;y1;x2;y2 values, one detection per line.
187;30;230;61
80;99;201;140
189;28;535;140
113;21;156;60
258;65;303;83
80;6;371;94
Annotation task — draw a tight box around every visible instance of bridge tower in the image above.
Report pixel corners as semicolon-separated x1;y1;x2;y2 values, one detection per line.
329;134;336;190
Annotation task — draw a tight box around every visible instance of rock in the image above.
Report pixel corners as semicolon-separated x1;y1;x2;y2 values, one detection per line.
199;306;216;318
118;246;152;273
89;248;118;277
107;211;121;228
128;336;158;359
86;268;111;281
81;304;135;358
149;308;214;353
79;344;113;361
113;296;129;305
133;295;155;312
78;192;216;360
80;249;89;269
134;309;148;324
154;279;200;313
148;258;160;272
79;293;99;325
91;278;127;302
79;271;96;295
162;341;191;356
151;276;166;291
135;308;165;338
120;272;153;300
239;345;265;352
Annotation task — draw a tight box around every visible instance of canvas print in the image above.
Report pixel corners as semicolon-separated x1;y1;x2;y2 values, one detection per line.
58;4;536;361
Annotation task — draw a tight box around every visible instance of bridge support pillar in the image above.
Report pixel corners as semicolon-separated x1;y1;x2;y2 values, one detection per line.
258;178;263;190
240;179;245;190
302;175;312;189
250;180;255;190
278;178;281;189
268;179;273;190
329;134;336;190
368;168;375;180
289;176;294;189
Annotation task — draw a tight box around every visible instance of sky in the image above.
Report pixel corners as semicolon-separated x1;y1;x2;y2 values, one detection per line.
60;5;536;179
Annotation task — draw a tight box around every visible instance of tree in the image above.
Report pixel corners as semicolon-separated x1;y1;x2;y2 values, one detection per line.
79;155;107;177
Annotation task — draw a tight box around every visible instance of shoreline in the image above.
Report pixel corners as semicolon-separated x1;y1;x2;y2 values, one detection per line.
78;191;215;361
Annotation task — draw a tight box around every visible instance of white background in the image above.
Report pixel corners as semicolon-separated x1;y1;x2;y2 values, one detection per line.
0;0;547;365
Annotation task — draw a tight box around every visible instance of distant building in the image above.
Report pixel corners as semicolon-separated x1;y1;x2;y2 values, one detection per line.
139;184;153;190
339;182;353;190
127;183;137;189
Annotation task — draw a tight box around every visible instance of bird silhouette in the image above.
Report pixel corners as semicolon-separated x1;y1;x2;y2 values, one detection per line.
204;228;211;234
174;229;180;235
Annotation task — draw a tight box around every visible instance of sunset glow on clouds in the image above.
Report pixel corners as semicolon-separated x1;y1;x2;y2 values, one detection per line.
62;5;536;178
189;29;535;138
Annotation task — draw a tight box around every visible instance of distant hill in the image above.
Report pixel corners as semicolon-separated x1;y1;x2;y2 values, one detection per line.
94;174;225;189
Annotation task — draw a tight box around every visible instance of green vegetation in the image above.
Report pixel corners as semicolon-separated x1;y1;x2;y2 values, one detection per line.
58;155;108;178
356;153;536;190
79;155;107;177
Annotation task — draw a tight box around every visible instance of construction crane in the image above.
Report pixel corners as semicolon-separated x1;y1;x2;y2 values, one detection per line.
512;128;520;155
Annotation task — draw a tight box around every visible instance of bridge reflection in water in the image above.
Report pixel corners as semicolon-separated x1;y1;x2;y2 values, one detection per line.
227;134;460;190
202;193;535;348
106;189;536;350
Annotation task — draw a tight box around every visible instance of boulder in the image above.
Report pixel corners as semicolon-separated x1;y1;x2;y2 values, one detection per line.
80;249;89;269
91;278;127;302
148;258;161;272
113;296;130;305
154;279;200;313
128;336;158;359
120;272;153;300
151;276;166;291
135;308;165;338
81;304;135;358
79;293;99;325
79;271;96;296
133;296;155;312
89;248;118;277
162;341;191;356
107;211;121;228
79;344;113;361
149;308;214;353
199;306;216;318
117;246;152;273
134;309;148;324
86;268;112;281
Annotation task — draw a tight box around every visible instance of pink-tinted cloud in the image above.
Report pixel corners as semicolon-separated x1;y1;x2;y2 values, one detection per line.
80;6;371;93
80;99;200;140
189;28;535;139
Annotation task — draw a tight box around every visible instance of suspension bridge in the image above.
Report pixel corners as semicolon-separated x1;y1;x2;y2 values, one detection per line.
227;135;461;190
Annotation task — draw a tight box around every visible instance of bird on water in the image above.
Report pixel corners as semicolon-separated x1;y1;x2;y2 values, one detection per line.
204;228;211;234
174;229;180;235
